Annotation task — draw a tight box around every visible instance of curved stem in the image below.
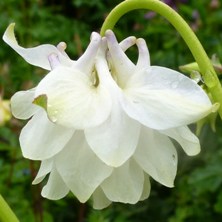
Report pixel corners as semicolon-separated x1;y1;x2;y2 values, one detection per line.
0;195;19;222
100;0;222;117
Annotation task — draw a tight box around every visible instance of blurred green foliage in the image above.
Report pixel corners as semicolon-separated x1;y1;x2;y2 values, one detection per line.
1;0;222;221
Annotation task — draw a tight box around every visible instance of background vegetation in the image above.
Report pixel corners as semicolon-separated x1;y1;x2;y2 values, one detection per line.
1;0;222;221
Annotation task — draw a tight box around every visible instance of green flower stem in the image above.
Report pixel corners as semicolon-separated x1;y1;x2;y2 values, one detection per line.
100;0;222;117
0;195;19;222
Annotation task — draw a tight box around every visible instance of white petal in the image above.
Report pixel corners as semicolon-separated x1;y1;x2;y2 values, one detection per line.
105;30;136;88
20;110;74;160
101;159;144;204
87;39;140;167
105;30;135;71
95;37;117;89
140;173;151;201
119;36;136;52
106;36;136;71
42;167;69;200
73;32;101;74
3;23;73;70
48;53;61;69
32;159;53;184
136;38;150;69
160;126;200;156
133;126;177;187
85;106;140;167
11;88;39;119
55;131;113;203
122;66;213;130
35;66;112;129
92;187;112;210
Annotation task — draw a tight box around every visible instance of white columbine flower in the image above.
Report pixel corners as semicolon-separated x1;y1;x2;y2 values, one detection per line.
3;24;214;209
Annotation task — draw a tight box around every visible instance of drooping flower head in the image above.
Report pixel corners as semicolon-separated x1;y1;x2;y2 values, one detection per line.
3;23;214;209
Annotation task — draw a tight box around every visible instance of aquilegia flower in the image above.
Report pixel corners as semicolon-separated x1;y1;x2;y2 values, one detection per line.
3;23;213;209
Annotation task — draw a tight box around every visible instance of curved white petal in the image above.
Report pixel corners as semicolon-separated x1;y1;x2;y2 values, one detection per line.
105;30;135;71
55;131;113;203
3;23;73;70
85;106;140;167
160;126;200;156
20;110;74;160
32;159;53;184
119;36;136;52
106;36;136;71
92;187;112;210
42;167;69;200
133;126;177;187
136;38;150;69
105;30;136;88
140;173;151;201
101;159;144;204
73;32;101;74
122;66;213;130
11;88;39;119
35;66;112;129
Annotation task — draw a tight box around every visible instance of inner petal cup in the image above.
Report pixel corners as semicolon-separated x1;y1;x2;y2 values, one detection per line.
34;66;112;129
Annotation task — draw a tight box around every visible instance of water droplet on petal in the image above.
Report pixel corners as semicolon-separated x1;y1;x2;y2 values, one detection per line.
50;116;57;123
49;110;58;123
